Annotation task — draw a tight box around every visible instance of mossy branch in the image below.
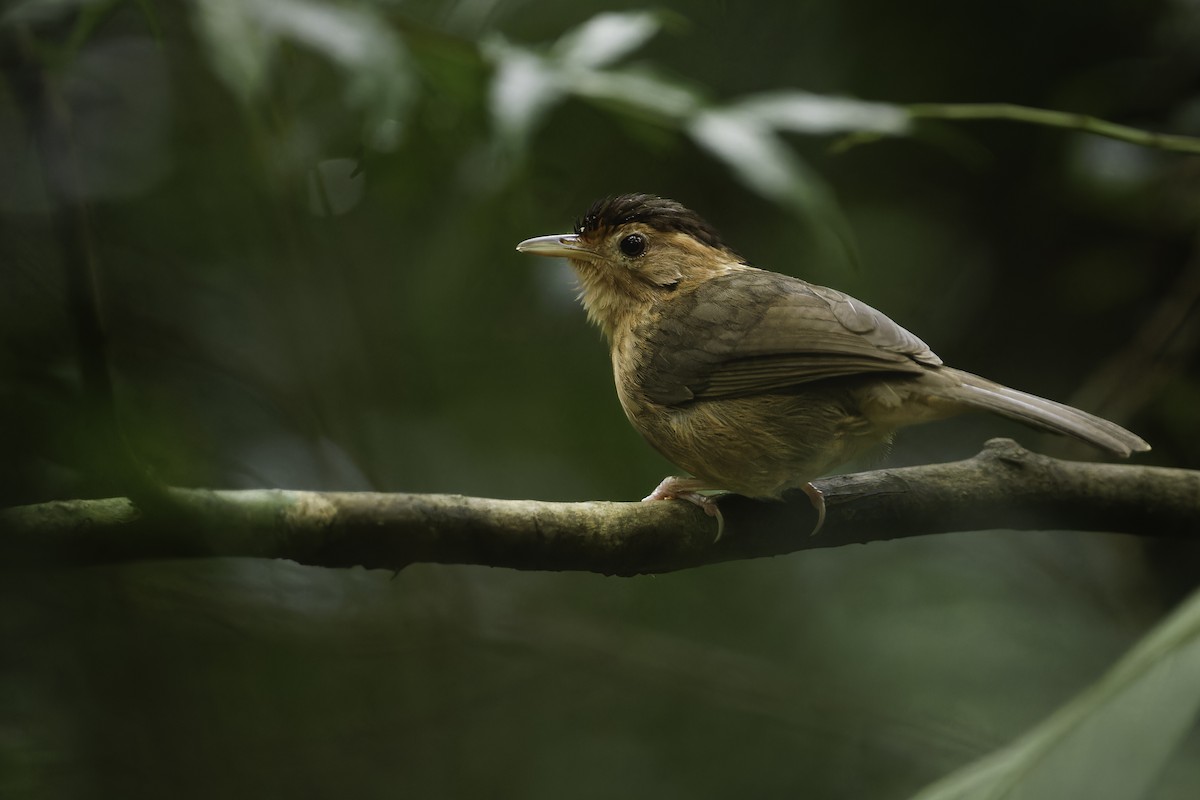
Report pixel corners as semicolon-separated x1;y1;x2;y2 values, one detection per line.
3;440;1196;577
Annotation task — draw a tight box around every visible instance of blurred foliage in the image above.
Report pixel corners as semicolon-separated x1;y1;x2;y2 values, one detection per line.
2;0;1199;798
916;583;1200;799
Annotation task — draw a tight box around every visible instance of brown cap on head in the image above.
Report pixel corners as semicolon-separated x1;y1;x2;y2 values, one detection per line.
574;194;739;257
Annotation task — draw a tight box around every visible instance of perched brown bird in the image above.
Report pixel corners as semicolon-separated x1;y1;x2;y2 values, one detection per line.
516;193;1150;533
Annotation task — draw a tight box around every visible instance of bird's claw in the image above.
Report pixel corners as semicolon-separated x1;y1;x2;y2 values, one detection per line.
643;476;726;542
802;482;826;536
642;477;823;540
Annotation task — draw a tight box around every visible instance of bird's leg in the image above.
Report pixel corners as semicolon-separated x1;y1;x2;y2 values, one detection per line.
643;476;726;542
801;482;826;535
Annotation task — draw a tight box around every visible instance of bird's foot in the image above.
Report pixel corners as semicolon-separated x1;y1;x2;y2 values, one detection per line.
801;482;826;536
643;476;726;542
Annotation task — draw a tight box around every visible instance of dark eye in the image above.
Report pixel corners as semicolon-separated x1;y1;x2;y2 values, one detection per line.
619;233;647;257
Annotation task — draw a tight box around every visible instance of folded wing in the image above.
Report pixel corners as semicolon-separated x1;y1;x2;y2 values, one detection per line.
637;269;940;404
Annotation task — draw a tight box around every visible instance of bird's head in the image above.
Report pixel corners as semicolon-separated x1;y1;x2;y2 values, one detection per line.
516;194;745;340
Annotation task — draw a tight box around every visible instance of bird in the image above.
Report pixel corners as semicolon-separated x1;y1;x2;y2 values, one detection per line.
516;193;1150;536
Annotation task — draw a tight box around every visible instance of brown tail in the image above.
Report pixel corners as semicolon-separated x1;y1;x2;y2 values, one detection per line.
941;368;1150;457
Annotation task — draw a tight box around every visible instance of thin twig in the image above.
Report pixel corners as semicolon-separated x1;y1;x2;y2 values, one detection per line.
908;103;1200;155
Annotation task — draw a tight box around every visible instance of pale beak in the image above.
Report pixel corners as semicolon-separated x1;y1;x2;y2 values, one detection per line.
515;233;590;259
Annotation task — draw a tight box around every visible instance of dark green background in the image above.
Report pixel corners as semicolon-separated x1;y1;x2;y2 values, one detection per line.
2;1;1198;797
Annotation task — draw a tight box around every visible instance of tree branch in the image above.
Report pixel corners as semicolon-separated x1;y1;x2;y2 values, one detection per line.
3;440;1196;576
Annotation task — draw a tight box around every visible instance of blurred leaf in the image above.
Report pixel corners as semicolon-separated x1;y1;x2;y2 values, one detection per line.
190;0;276;102
484;11;895;265
130;0;162;40
52;37;172;202
2;0;94;26
685;92;908;204
483;35;566;150
254;0;383;68
551;10;662;70
572;66;700;121
688;106;860;269
255;0;414;146
484;11;679;152
911;586;1200;800
307;158;365;217
191;0;414;149
483;8;710;160
687;108;805;201
730;90;911;136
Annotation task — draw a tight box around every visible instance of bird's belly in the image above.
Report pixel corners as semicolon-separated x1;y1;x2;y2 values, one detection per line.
621;388;889;499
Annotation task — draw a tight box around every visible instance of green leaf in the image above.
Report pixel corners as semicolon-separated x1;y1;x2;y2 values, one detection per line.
551;10;662;70
131;0;163;41
191;0;414;148
2;0;96;27
729;90;911;136
688;108;808;201
687;107;860;270
911;586;1200;800
484;11;674;152
250;0;393;72
572;67;699;122
190;0;276;103
483;35;566;150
